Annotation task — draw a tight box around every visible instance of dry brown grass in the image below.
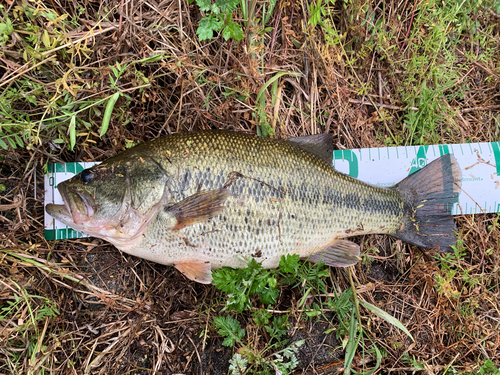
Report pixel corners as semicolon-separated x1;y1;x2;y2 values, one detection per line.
1;0;499;373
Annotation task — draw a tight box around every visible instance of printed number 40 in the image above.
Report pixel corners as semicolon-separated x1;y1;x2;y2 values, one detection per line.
411;158;427;169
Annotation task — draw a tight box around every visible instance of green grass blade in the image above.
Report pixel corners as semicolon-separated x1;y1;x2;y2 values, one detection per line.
344;307;361;375
359;299;414;341
100;91;120;138
69;115;76;151
255;71;299;104
255;71;299;136
263;0;277;24
355;345;382;375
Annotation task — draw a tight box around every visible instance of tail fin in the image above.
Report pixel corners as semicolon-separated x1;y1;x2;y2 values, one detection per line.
392;154;461;252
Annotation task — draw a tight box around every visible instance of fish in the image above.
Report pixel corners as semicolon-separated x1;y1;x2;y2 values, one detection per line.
46;130;462;284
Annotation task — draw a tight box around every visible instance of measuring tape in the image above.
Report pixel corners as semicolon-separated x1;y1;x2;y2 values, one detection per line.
44;141;500;240
332;142;500;215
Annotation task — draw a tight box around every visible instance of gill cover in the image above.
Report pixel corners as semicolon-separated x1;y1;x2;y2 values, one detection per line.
48;153;170;241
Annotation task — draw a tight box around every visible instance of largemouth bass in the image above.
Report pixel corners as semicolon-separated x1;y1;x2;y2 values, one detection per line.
46;130;461;283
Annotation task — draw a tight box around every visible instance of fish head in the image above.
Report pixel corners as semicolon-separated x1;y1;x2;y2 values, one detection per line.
46;155;170;244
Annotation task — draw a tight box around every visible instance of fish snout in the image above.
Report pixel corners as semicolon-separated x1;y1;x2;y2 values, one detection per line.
64;185;96;225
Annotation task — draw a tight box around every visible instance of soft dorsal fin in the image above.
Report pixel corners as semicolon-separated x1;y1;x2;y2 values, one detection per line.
174;260;213;284
166;188;229;231
302;240;360;267
287;133;334;165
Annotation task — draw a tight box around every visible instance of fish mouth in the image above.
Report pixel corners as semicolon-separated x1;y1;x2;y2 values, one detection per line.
45;203;73;225
46;183;96;226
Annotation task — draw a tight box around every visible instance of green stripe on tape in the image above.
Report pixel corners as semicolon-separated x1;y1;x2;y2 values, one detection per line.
44;229;55;240
409;145;429;175
45;228;85;240
439;144;450;156
55;163;66;173
333;150;359;178
491;142;500;177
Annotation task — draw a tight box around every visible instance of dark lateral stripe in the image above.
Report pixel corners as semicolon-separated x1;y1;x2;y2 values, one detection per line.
342;193;361;210
363;195;401;215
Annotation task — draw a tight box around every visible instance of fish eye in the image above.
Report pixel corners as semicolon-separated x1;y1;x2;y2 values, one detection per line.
81;169;94;184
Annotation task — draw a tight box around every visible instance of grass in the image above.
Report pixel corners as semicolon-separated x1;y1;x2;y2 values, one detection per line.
1;0;499;373
0;277;59;375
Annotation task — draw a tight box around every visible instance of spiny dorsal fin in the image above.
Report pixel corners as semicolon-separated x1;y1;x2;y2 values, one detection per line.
166;188;229;230
175;260;213;284
302;240;360;267
287;133;334;165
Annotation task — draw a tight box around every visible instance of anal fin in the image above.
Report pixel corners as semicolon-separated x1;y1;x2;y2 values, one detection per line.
174;260;213;284
303;240;360;267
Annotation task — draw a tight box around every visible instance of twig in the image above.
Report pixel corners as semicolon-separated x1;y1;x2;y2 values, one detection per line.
484;6;500;18
0;197;22;211
118;0;124;32
456;49;500;78
461;104;500;113
348;98;418;111
41;26;117;57
186;335;203;375
399;3;417;53
0;56;57;88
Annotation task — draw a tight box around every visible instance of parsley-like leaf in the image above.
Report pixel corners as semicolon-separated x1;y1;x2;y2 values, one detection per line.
196;0;213;12
253;308;272;327
222;20;244;41
214;316;245;347
196;15;223;41
279;254;301;274
215;0;239;13
265;315;289;340
213;258;280;312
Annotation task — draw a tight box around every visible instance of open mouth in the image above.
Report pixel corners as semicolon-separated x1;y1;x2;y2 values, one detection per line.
46;183;95;225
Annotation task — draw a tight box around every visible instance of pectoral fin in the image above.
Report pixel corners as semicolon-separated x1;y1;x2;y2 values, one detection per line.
174;260;213;284
303;240;360;267
166;188;229;230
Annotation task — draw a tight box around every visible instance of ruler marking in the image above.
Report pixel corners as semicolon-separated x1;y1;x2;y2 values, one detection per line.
460;144;464;155
405;146;408;158
369;148;371;160
488;143;492;152
359;149;362;161
432;146;436;157
478;143;483;153
396;147;399;159
469;143;473;154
